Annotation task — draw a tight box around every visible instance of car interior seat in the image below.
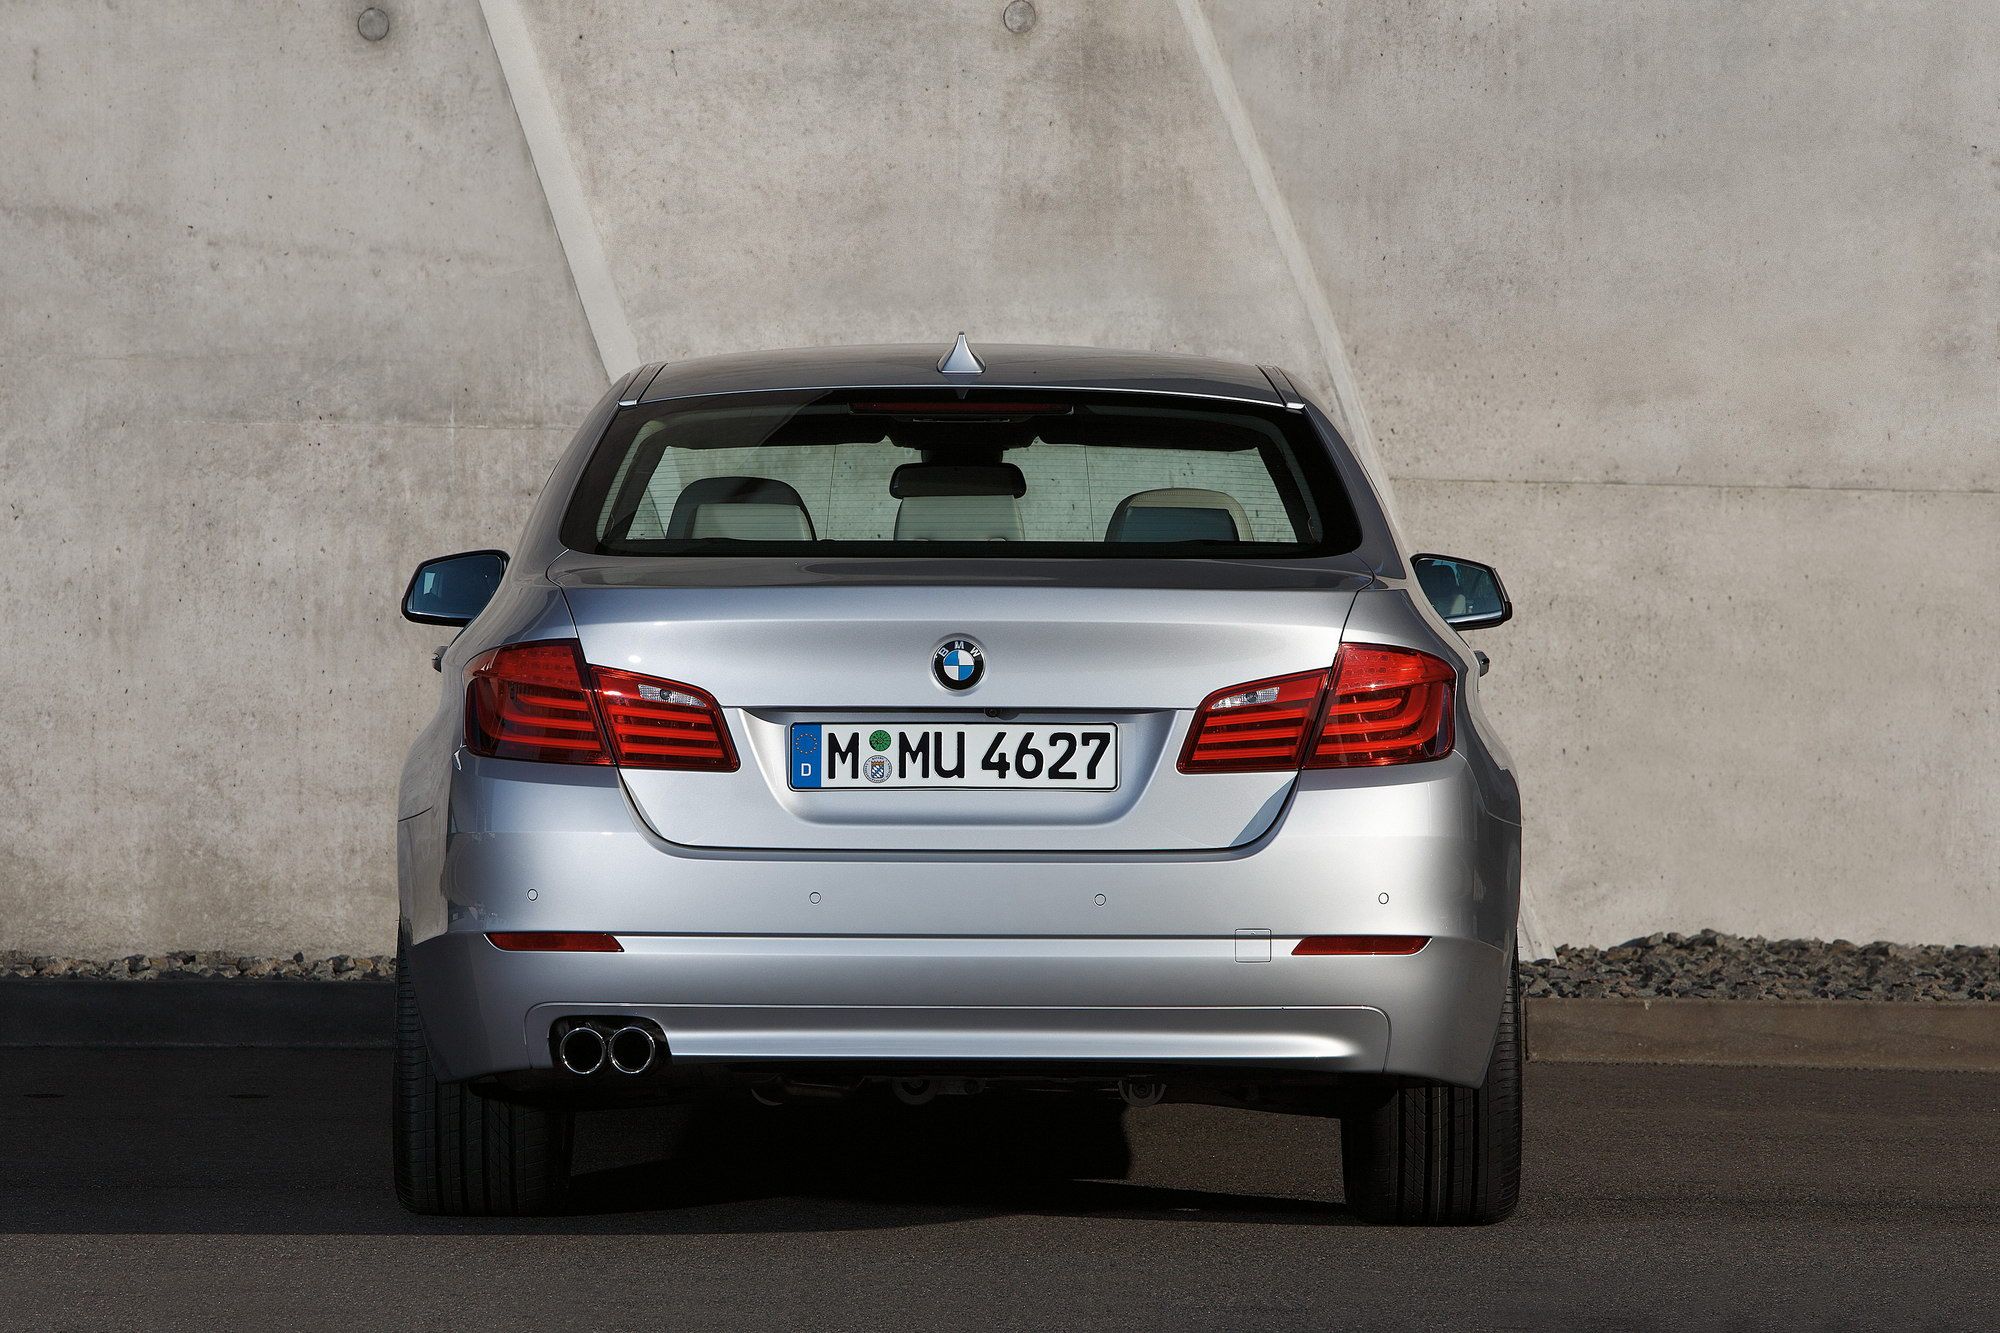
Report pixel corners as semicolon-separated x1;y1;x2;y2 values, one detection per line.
665;475;817;541
1104;487;1249;542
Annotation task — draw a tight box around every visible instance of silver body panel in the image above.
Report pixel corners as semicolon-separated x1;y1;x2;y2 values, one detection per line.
558;574;1368;852
398;344;1521;1092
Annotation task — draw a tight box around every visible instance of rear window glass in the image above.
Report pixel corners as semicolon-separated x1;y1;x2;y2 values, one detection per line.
560;389;1359;558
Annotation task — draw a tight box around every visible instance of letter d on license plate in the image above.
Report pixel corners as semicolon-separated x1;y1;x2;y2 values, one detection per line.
789;723;1116;791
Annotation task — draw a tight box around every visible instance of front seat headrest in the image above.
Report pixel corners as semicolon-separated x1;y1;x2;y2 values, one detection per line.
666;475;816;541
1105;487;1249;542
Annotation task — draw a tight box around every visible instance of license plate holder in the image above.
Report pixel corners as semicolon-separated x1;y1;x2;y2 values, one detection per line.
789;723;1118;791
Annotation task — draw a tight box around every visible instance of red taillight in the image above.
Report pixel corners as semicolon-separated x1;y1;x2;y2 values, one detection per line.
589;668;737;771
487;932;623;953
1177;670;1327;773
1179;644;1456;774
464;640;737;771
1307;645;1454;768
1292;935;1430;956
465;641;609;764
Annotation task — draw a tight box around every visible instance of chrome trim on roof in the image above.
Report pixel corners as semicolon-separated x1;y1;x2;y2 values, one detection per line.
1258;365;1307;412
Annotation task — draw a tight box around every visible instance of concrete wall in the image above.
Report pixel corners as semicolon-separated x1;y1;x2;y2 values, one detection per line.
1;0;1991;955
0;0;603;955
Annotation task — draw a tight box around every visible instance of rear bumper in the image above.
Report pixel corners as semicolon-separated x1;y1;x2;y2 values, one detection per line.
410;930;1507;1086
403;751;1518;1088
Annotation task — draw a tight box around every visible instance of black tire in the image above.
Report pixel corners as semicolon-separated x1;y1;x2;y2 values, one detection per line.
1339;961;1523;1225
393;938;573;1215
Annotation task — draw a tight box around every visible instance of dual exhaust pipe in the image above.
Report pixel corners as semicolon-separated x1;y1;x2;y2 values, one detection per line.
557;1021;662;1077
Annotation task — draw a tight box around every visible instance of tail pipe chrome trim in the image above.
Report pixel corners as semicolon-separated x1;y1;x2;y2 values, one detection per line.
607;1025;659;1075
557;1025;607;1076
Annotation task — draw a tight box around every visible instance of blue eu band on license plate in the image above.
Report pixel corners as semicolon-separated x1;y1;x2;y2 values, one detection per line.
789;723;1117;791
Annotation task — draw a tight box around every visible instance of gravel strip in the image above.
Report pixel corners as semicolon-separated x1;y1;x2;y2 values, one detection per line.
4;932;1996;1000
1522;931;1998;1002
0;952;393;981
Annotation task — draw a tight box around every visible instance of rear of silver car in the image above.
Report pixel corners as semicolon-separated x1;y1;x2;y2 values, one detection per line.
393;345;1522;1222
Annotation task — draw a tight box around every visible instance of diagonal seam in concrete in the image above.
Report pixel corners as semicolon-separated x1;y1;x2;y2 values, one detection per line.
1169;1;1387;492
476;0;640;381
1173;0;1547;962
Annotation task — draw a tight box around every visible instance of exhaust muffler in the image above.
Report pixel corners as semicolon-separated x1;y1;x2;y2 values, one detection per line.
1119;1079;1165;1107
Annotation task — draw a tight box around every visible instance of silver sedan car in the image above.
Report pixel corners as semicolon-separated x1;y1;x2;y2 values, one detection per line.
394;339;1522;1222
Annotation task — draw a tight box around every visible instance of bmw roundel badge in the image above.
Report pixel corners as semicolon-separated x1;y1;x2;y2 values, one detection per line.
933;638;984;690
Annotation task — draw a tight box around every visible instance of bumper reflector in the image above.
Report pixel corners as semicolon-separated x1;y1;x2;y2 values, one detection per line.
1292;935;1430;956
486;932;623;953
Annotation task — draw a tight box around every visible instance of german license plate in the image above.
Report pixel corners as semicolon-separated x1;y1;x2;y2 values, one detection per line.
789;724;1117;790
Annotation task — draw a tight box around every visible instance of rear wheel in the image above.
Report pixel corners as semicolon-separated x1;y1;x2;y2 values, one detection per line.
1339;962;1523;1225
393;937;573;1215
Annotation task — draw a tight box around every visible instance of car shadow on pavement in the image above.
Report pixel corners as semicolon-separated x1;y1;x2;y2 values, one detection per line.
555;1098;1352;1231
0;1050;1354;1235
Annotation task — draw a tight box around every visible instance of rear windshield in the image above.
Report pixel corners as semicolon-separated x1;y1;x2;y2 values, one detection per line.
560;389;1360;558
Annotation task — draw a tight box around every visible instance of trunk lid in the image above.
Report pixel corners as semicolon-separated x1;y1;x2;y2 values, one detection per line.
552;555;1366;852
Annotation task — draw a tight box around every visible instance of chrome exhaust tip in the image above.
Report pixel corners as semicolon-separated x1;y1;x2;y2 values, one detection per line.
557;1025;607;1076
607;1025;658;1076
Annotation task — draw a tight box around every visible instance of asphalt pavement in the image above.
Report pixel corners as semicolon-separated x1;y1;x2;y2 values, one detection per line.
1;1049;1995;1330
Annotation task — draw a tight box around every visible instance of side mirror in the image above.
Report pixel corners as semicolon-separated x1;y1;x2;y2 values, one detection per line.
402;550;508;627
1411;553;1511;630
